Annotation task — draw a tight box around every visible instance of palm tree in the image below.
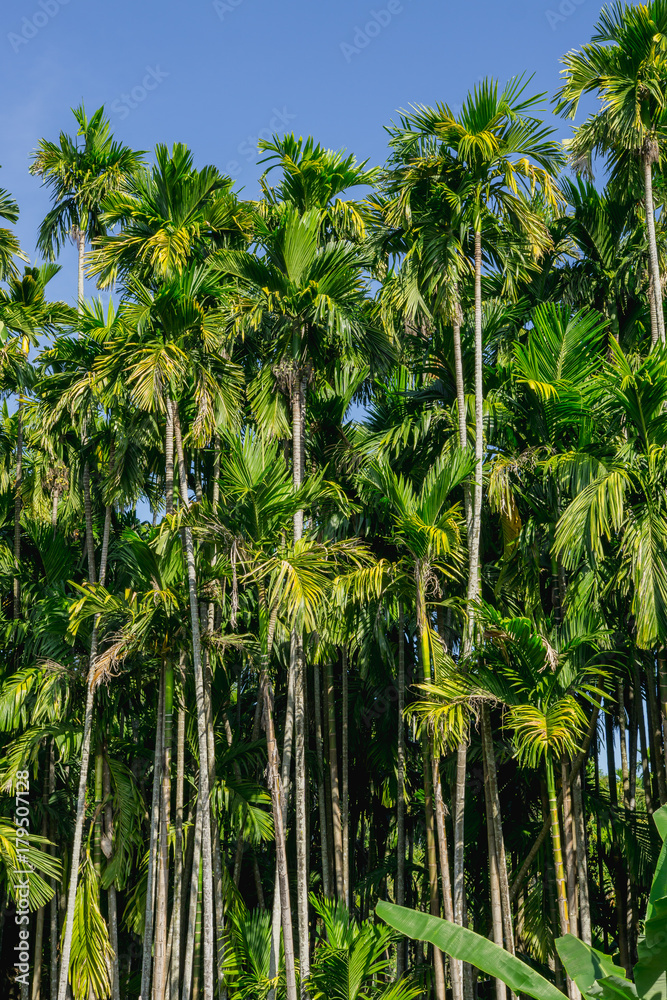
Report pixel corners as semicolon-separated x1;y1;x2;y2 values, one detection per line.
0;179;26;280
30;104;144;306
362;451;471;1000
555;0;667;345
216;203;392;982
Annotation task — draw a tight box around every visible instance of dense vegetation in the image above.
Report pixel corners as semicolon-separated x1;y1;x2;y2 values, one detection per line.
3;3;667;999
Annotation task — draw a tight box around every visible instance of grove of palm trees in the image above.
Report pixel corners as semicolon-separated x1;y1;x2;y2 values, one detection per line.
4;3;667;999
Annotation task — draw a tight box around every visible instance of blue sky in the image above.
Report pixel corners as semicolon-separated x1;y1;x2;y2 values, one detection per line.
0;0;606;309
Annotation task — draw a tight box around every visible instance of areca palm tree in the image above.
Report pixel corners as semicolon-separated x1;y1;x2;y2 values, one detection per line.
555;0;667;345
362;451;471;1000
30;104;144;306
216;203;392;981
0;180;26;281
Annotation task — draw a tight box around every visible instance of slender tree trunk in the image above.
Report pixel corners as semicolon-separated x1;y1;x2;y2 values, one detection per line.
173;404;214;1000
483;734;505;1000
325;658;344;901
313;665;332;899
290;372;309;989
141;664;164;1000
270;661;295;986
261;664;298;1000
646;656;666;805
341;647;350;910
396;604;406;978
153;659;173;1000
76;228;85;309
571;769;591;946
481;704;514;955
171;652;186;1000
643;151;665;346
48;742;58;1000
433;753;461;1000
605;699;630;975
417;581;446;1000
636;661;653;816
56;477;112;1000
102;754;121;1000
13;400;23;620
561;759;578;938
31;765;49;1000
182;800;202;1000
165;402;175;517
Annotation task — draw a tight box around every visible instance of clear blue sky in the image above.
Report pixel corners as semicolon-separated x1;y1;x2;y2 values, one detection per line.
0;0;605;308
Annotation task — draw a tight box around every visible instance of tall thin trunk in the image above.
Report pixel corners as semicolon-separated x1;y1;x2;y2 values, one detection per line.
170;653;186;1000
76;228;85;309
261;664;298;1000
173;404;214;1000
561;759;578;938
31;765;49;1000
571;769;591;946
396;604;406;978
165;402;175;516
270;662;295;986
83;461;96;585
182;800;203;1000
483;733;505;1000
56;467;111;1000
153;658;173;1000
341;647;350;909
605;699;630;975
313;665;332;899
646;657;666;805
49;742;58;1000
13;400;23;620
291;372;309;988
636;661;653;815
433;753;461;1000
481;704;514;955
325;658;344;900
417;580;446;1000
643;151;665;345
141;664;164;1000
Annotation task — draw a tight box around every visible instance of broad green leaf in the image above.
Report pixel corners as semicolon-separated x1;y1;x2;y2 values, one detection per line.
376;902;564;1000
555;935;628;996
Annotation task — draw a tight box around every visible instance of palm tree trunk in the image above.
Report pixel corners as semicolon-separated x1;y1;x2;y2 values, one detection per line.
341;647;350;909
433;752;462;1000
643;151;665;345
396;603;406;978
571;769;591;946
261;664;298;1000
561;759;578;938
13;399;23;620
76;228;85;309
545;753;581;1000
103;755;121;1000
31;766;49;1000
313;665;332;898
325;658;344;901
483;734;505;1000
182;801;203;1000
153;658;173;1000
48;742;58;1000
646;656;666;805
417;587;446;1000
55;490;111;1000
481;704;514;955
270;661;295;987
141;663;164;1000
636;660;653;816
290;371;310;987
173;404;215;1000
171;655;186;1000
165;401;175;516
